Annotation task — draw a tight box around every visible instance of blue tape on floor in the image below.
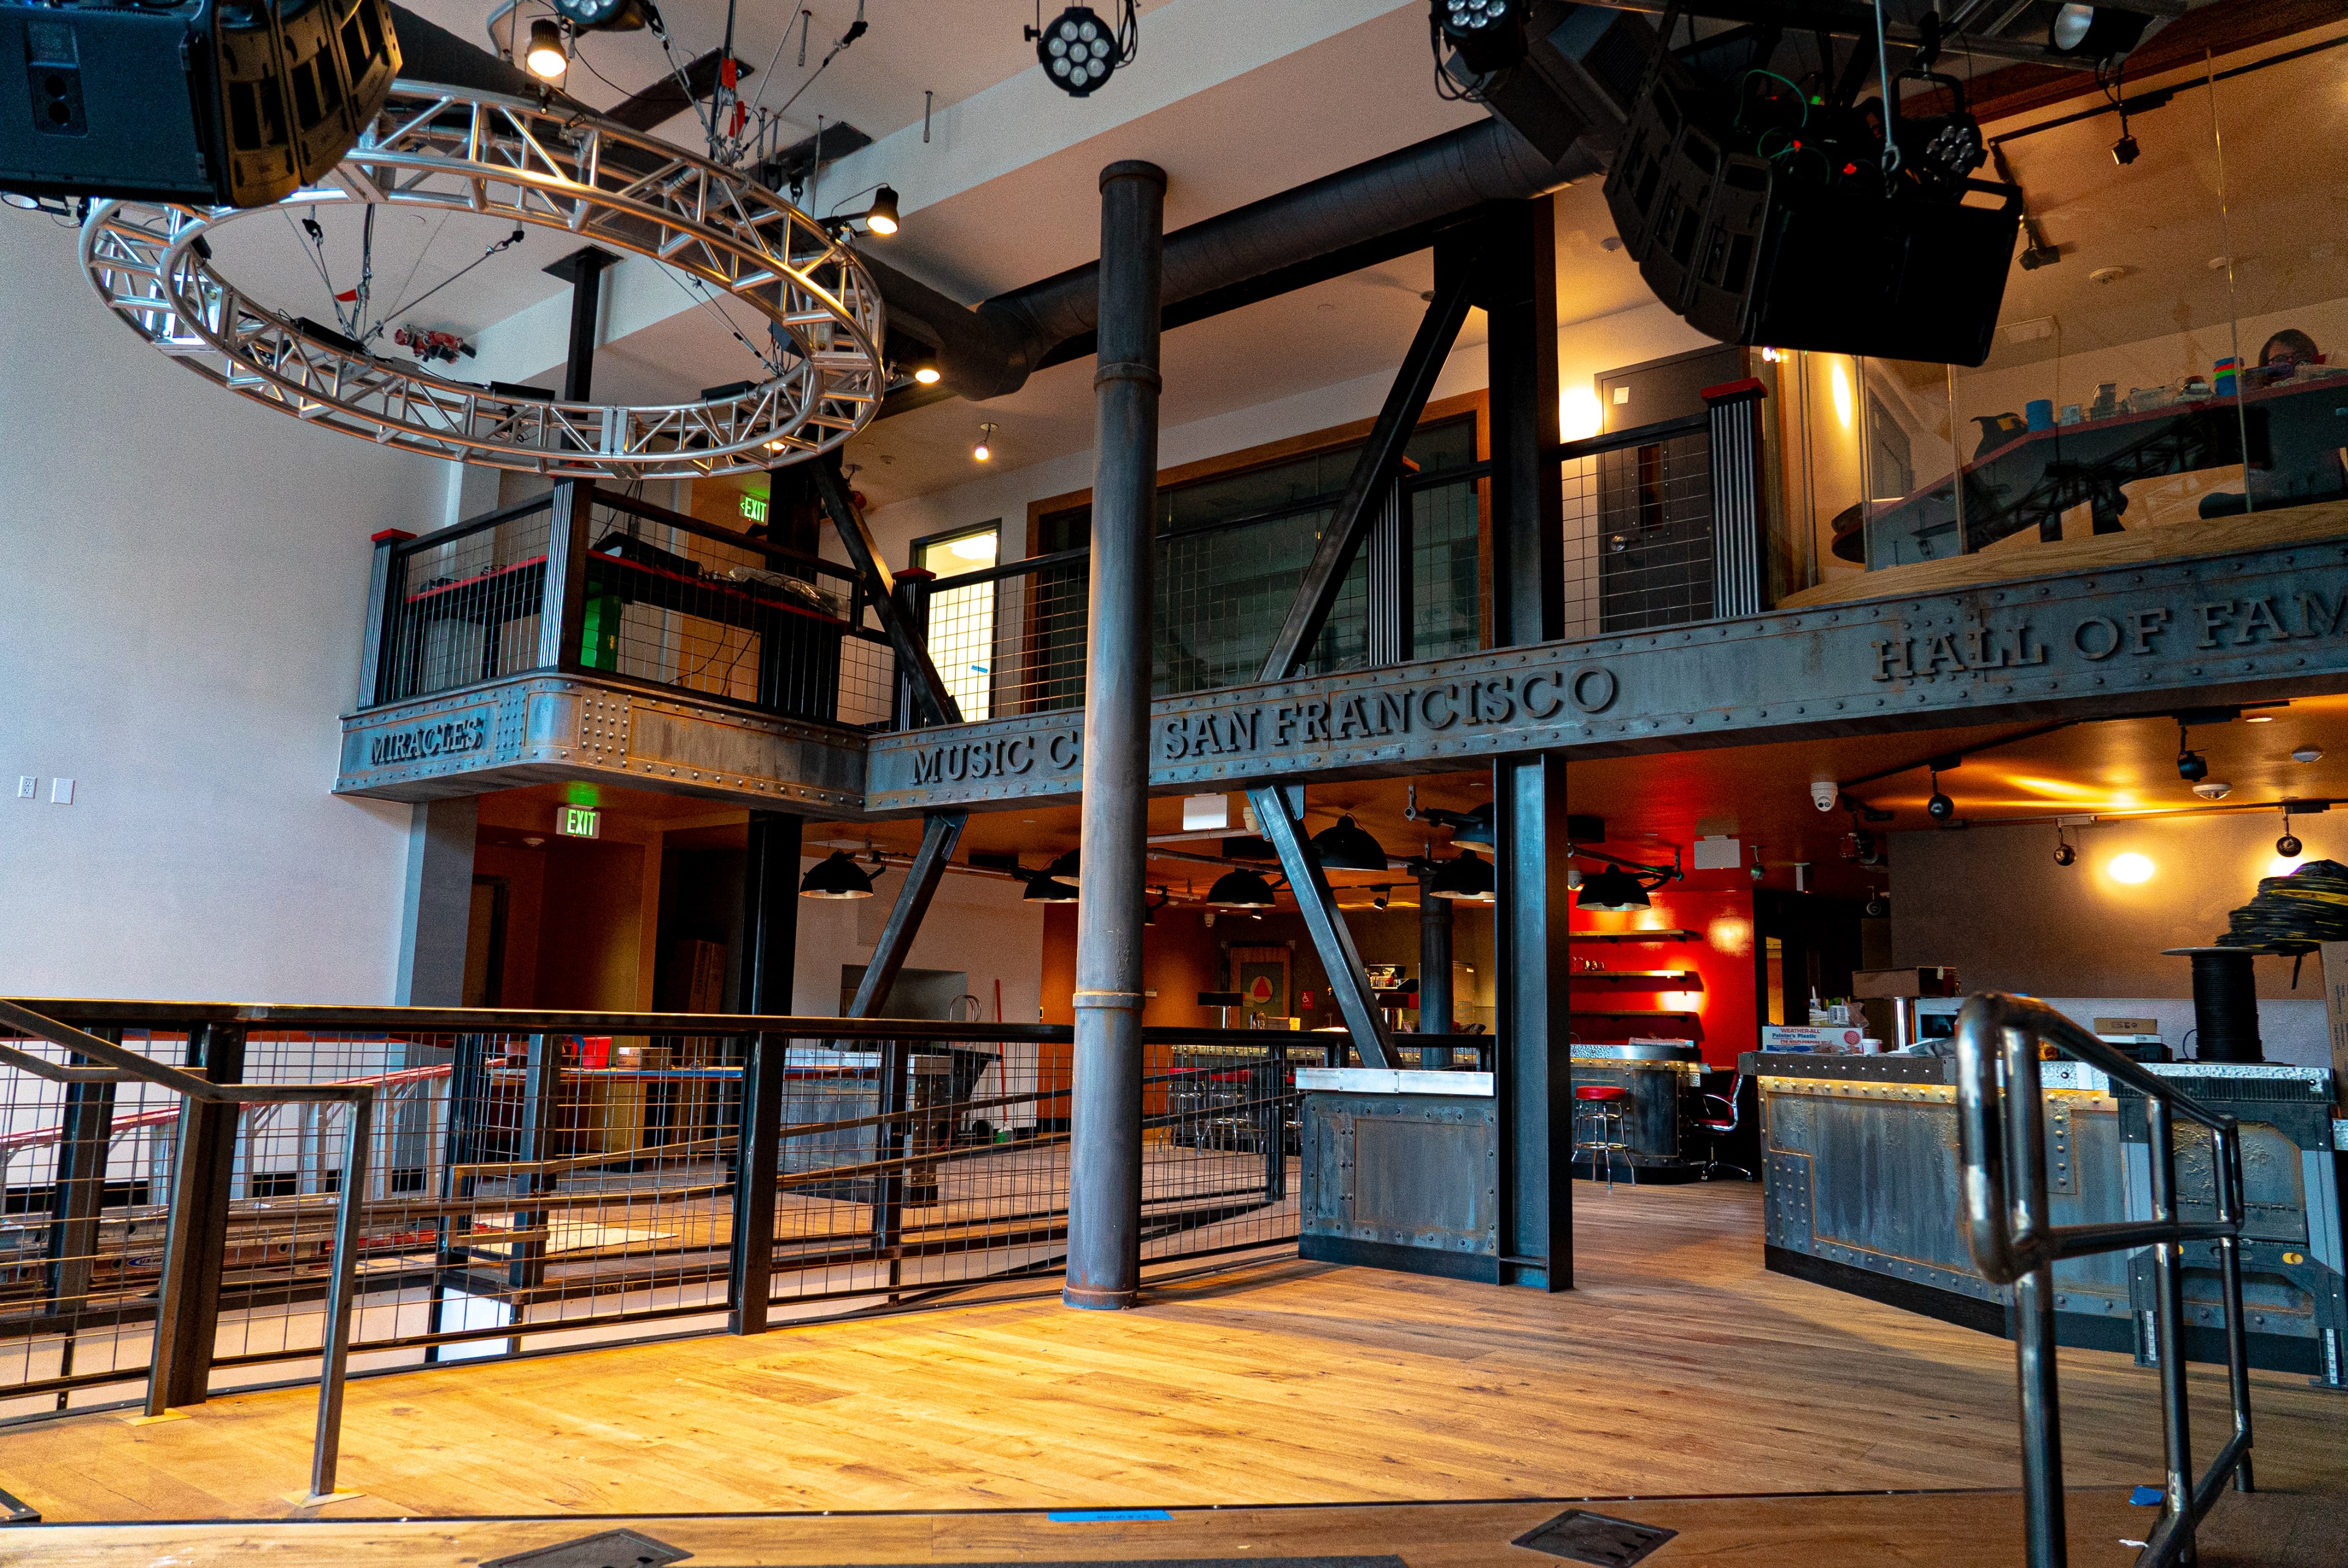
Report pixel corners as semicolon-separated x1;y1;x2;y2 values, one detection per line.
2130;1486;2164;1506
1046;1509;1174;1523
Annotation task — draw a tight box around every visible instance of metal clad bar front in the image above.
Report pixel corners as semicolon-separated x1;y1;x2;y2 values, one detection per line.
1258;267;1476;681
1065;158;1166;1313
1248;784;1393;1071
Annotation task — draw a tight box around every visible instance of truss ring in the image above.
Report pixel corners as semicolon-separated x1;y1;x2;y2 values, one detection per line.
79;80;886;479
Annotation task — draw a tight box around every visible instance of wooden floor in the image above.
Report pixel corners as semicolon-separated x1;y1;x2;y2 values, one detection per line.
2;1184;2342;1563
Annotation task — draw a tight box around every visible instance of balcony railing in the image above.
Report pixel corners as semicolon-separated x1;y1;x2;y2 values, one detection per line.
358;488;900;730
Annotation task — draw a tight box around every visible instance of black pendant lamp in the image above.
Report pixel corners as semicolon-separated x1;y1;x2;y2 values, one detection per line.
801;850;876;900
1576;865;1652;912
1450;802;1495;852
1428;851;1495;902
1310;815;1389;872
1046;848;1082;886
1022;875;1079;904
1207;867;1278;908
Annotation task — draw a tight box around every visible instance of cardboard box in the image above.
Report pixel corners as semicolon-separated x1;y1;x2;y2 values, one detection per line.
1851;967;1960;999
1761;1025;1870;1053
2319;943;2348;1111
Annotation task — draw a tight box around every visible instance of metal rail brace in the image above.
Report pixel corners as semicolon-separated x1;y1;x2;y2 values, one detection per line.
1954;992;2254;1568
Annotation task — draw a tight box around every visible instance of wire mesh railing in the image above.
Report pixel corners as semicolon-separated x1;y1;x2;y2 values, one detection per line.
0;1004;1498;1423
1561;413;1718;639
362;489;897;730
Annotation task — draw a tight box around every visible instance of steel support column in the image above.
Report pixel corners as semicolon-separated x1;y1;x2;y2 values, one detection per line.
1418;866;1455;1067
738;810;804;1015
146;1023;246;1411
1494;753;1573;1292
1476;199;1563;646
1064;159;1165;1313
541;246;617;676
1250;784;1393;1070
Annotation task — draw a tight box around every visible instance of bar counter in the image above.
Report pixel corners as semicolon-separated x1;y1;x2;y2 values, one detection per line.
1745;1051;2348;1385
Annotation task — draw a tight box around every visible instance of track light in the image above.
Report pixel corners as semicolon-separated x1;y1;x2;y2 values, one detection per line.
525;19;570;80
1926;769;1955;823
2278;805;2305;860
974;423;996;462
1372;888;1391;911
1207;867;1278;909
2054;828;2076;868
1309;815;1390;873
864;185;900;236
799;850;875;899
1429;851;1495;903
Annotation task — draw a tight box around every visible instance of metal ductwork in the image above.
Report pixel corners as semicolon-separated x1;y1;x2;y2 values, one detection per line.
874;116;1607;407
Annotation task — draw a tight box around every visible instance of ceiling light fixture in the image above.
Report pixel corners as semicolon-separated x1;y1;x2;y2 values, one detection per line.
974;423;996;462
525;18;570;80
1429;851;1495;903
908;349;941;385
800;849;876;899
864;185;900;236
1207;867;1278;909
1021;875;1080;904
1432;0;1528;77
1046;848;1081;886
2053;827;2076;867
2049;4;2151;62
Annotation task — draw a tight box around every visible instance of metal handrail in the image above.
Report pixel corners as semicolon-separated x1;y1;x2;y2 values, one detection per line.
1953;991;2254;1568
0;999;374;1504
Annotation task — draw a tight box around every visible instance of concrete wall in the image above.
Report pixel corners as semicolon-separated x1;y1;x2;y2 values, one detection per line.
1889;813;2333;1065
0;220;446;1003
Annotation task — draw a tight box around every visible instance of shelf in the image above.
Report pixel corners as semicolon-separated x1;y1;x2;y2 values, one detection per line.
1569;1007;1700;1018
1570;929;1697;943
1572;971;1698;982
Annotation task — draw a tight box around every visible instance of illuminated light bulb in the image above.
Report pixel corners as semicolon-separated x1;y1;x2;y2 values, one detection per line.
863;185;901;237
525;19;568;80
2108;852;2155;885
912;364;941;385
974;421;996;462
1560;385;1602;440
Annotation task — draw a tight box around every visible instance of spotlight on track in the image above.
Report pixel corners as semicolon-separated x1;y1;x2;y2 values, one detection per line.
525;18;569;78
974;422;996;462
2050;4;2151;62
864;184;900;236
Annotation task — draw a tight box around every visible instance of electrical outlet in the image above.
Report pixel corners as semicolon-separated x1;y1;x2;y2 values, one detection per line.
14;777;32;799
50;778;73;805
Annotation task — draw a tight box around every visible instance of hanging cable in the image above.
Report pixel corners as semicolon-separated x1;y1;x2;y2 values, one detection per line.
374;226;528;335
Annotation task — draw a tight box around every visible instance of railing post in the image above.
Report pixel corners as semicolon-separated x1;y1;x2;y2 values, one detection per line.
2146;1095;2196;1547
1703;378;1768;618
357;529;413;708
308;1089;372;1502
2014;1263;2068;1568
43;1030;118;1403
507;1034;562;1323
872;1040;911;1299
729;1033;783;1334
146;1021;246;1414
2212;1124;2256;1495
427;1032;491;1361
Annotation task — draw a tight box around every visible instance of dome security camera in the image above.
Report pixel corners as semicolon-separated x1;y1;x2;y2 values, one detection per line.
2192;778;2231;801
1810;780;1839;812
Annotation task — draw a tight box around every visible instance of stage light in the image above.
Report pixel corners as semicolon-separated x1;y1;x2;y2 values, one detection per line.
1429;852;1495;903
2050;5;2150;61
1207;867;1278;909
864;185;900;236
974;423;996;462
909;354;941;386
526;19;570;80
800;850;875;899
1032;6;1128;98
2108;853;2155;885
1310;816;1389;873
1432;0;1528;76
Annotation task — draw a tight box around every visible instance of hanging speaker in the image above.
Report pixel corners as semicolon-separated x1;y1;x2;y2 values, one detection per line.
0;0;398;209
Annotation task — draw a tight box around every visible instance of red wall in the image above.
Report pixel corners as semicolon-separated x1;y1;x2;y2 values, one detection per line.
1569;871;1758;1068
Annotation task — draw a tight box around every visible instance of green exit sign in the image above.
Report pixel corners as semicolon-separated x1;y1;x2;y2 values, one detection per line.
740;493;768;523
557;804;601;840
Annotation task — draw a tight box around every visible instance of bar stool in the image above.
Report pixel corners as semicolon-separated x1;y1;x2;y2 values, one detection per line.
1573;1084;1635;1190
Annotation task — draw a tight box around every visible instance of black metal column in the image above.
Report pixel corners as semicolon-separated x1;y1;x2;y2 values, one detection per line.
1418;867;1455;1067
738;810;806;1015
146;1023;246;1411
427;1031;492;1359
728;1029;783;1334
1474;199;1563;648
1250;784;1393;1069
1064;158;1165;1313
1494;753;1573;1292
540;246;618;675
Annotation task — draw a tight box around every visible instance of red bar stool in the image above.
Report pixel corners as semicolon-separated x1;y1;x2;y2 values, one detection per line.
1573;1084;1635;1191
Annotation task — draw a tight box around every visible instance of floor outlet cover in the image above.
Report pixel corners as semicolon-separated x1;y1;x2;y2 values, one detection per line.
1511;1509;1678;1566
481;1529;693;1567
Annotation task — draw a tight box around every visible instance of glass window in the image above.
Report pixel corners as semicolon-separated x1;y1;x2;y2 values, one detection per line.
916;523;1000;721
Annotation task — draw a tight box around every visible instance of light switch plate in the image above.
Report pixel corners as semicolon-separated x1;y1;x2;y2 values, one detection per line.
14;777;31;799
50;778;73;805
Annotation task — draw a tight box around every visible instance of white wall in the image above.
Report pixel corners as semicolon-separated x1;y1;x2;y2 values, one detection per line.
791;862;1045;1026
0;219;446;1002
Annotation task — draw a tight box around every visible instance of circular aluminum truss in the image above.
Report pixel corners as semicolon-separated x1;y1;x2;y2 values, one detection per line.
80;80;885;479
